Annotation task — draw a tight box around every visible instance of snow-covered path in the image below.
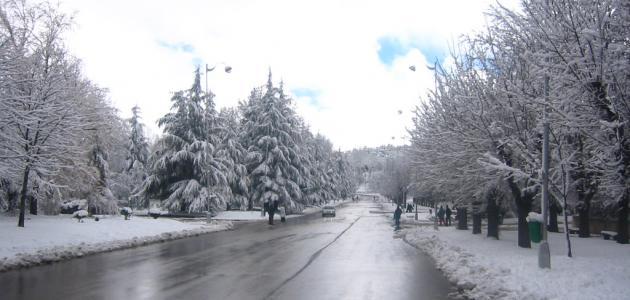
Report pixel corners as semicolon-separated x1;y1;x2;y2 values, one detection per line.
404;216;630;300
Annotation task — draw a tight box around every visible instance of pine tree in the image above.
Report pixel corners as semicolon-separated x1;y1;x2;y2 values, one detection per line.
217;107;250;210
125;105;149;207
139;68;229;212
87;135;118;214
241;71;304;212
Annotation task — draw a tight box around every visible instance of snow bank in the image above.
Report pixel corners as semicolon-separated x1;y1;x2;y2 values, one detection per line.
405;225;630;300
0;214;232;272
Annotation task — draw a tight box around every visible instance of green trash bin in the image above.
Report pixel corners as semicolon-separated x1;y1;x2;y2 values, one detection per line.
528;221;542;243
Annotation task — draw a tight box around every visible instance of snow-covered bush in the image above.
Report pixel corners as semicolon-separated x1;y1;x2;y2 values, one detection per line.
60;199;88;214
120;207;133;220
73;210;89;222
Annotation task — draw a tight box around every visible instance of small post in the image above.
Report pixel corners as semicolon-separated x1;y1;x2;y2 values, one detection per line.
415;201;418;220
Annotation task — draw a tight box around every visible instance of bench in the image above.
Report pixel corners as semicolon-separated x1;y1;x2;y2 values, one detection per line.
601;230;618;240
567;227;579;234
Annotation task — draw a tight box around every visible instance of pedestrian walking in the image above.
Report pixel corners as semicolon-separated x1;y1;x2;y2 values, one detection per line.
279;206;286;223
445;205;452;226
394;205;403;230
437;205;445;226
268;200;278;225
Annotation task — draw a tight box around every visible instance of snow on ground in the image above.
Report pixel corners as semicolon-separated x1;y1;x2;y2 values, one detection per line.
0;214;232;272
403;209;630;300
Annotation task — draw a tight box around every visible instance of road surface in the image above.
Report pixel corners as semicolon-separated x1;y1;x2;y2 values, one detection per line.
0;200;455;300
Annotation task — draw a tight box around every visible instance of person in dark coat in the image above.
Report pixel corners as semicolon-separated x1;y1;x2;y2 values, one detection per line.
263;201;269;217
268;200;279;225
394;205;403;230
437;205;445;226
445;205;452;226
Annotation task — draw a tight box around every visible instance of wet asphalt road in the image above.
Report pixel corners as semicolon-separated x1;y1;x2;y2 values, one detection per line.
0;200;454;300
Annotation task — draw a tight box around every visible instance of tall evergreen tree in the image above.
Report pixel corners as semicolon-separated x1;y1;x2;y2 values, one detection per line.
125;105;149;207
217;107;250;210
139;68;228;212
241;71;304;212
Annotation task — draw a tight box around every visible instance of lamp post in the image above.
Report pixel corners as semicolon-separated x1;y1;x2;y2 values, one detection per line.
205;63;232;96
203;63;231;216
539;74;551;268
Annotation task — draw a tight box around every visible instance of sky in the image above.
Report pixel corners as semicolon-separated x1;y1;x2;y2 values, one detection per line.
58;0;519;150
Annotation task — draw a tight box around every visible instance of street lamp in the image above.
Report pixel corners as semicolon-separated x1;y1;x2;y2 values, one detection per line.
205;63;232;96
539;75;551;269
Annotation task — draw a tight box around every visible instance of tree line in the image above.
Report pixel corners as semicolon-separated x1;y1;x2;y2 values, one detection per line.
0;0;359;227
408;0;630;247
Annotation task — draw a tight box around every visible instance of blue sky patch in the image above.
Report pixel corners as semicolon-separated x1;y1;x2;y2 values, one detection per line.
419;44;446;65
377;36;446;66
191;57;203;67
377;37;408;66
157;40;195;53
292;88;321;108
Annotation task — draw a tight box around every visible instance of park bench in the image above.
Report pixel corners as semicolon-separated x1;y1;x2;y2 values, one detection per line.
567;227;579;234
601;230;617;241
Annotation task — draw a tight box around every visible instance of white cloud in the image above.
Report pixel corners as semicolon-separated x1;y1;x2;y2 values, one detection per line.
59;0;519;150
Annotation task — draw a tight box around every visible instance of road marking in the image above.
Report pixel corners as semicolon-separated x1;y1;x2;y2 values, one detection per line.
264;216;362;299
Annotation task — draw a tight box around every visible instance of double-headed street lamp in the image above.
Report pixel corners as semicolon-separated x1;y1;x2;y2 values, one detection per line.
205;63;232;96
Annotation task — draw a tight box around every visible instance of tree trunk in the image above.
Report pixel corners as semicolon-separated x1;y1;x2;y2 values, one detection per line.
487;197;500;240
472;213;482;234
578;204;590;237
29;195;37;215
499;146;533;248
17;164;31;227
617;195;629;244
456;207;468;230
516;200;531;248
548;201;559;232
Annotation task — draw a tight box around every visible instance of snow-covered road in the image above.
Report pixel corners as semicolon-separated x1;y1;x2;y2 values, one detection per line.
0;200;455;300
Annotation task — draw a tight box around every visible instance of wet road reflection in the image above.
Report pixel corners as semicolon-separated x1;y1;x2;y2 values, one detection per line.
0;201;454;300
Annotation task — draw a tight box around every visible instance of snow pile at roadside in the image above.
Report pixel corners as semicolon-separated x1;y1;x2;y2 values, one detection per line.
406;226;630;300
0;214;232;272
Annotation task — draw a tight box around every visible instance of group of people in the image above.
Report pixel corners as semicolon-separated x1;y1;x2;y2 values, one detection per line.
393;203;417;230
263;200;286;225
436;205;452;226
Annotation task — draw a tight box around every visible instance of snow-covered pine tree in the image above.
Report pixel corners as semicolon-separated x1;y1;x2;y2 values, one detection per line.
241;71;304;212
87;135;118;214
139;68;229;213
125;105;149;207
332;150;356;200
216;107;250;210
302;133;336;205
